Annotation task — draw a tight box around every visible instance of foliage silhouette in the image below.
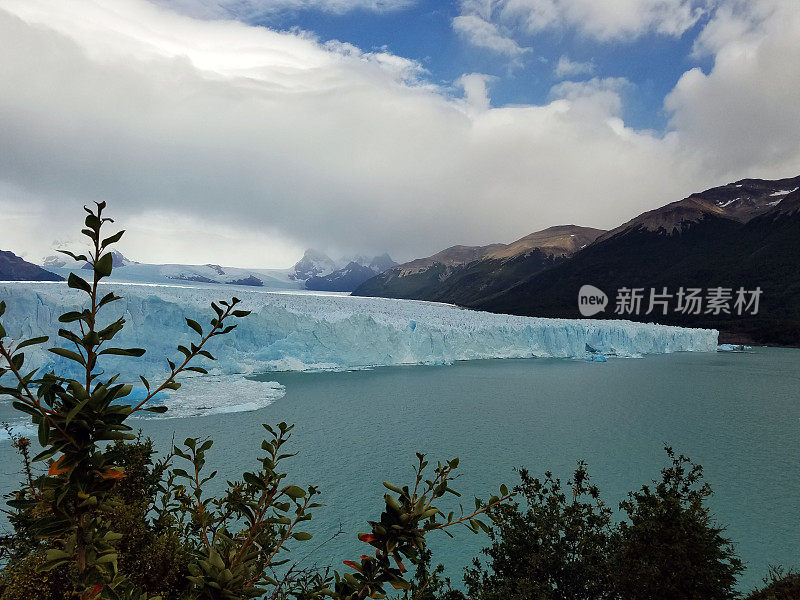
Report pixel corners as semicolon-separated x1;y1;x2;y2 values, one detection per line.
0;203;512;600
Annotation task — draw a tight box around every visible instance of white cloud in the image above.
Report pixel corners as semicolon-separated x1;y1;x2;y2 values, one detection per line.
554;55;595;78
155;0;415;19
499;0;710;40
452;14;529;58
549;77;632;117
454;0;711;54
458;73;495;112
0;0;798;268
664;0;800;176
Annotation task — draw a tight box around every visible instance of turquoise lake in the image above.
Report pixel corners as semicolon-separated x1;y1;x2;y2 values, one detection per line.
1;347;798;591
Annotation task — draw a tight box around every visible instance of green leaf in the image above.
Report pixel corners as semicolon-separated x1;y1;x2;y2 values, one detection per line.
95;552;118;564
116;384;133;399
292;532;312;541
186;366;208;374
37;419;49;446
58;311;85;323
144;405;168;413
97;292;121;309
57;329;83;345
37;549;71;572
209;550;225;570
16;336;49;350
186;318;203;336
94;253;113;278
67;272;91;294
56;249;88;263
98;347;146;357
0;322;5;338
382;481;404;494
232;310;251;318
32;445;62;462
12;401;40;417
101;230;125;249
49;347;86;365
85;212;101;231
66;398;90;425
0;300;5;317
242;472;265;490
140;375;150;390
282;485;306;499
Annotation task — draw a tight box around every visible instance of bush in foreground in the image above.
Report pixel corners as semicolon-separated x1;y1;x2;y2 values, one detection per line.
462;450;743;600
0;203;512;600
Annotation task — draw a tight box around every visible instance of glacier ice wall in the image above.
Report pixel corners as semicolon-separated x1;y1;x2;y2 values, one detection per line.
0;282;718;383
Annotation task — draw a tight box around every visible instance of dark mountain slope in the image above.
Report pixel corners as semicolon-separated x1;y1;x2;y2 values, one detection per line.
0;251;64;282
474;190;800;345
353;226;604;302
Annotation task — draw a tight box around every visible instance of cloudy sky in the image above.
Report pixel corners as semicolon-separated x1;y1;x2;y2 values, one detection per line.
0;0;798;267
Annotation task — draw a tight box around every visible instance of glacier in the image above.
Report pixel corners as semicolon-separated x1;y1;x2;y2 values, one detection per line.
0;281;718;377
0;281;717;419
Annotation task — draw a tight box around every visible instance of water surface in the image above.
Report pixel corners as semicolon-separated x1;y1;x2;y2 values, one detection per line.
1;348;798;591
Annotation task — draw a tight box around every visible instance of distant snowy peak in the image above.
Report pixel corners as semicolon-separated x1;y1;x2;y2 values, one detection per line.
81;250;132;270
338;253;396;272
304;253;397;292
43;248;133;269
697;176;800;221
292;249;396;290
289;249;338;281
771;187;800;216
599;175;800;241
368;253;397;273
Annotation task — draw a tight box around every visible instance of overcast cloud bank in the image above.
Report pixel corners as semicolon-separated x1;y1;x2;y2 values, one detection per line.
0;0;798;267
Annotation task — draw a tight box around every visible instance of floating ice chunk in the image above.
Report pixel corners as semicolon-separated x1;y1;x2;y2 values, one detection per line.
717;343;751;352
129;375;285;419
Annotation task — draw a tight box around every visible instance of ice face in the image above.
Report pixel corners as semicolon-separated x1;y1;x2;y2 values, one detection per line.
0;282;718;385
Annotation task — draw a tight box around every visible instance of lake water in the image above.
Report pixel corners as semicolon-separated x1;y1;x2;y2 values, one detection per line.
1;347;798;591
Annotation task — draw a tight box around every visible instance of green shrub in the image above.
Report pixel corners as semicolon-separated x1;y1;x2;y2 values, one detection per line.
747;567;800;600
611;448;743;600
0;203;511;600
0;551;75;600
461;449;745;600
464;462;613;600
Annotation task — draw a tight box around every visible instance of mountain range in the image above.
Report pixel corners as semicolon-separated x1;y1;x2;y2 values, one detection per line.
4;174;798;344
10;247;396;293
354;175;800;345
288;249;397;292
354;225;605;305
